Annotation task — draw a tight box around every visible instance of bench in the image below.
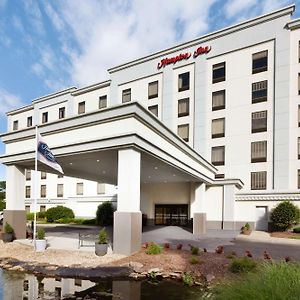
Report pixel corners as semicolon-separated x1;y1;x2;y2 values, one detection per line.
78;232;98;248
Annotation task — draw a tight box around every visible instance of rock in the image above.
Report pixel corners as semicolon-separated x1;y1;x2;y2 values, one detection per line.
129;273;140;280
148;268;160;273
161;272;169;278
194;281;202;286
169;272;182;279
9;265;24;272
129;261;143;273
205;274;215;283
45;266;58;271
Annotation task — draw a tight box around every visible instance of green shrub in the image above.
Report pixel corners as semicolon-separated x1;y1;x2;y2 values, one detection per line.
55;218;75;224
293;227;300;233
45;206;75;223
26;213;34;221
214;262;300;299
190;245;199;255
189;256;200;264
270;201;300;231
229;257;257;274
182;272;194;286
244;222;250;230
37;228;45;240
98;228;108;244
96;202;114;226
4;222;13;234
145;242;162;255
82;218;96;225
37;211;46;219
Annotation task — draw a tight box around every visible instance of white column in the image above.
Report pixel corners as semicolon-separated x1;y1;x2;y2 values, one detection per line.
114;148;142;255
223;184;236;230
190;182;206;234
117;148;141;212
4;165;27;239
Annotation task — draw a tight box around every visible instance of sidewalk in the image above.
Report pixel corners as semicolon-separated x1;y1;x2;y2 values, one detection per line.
236;230;300;246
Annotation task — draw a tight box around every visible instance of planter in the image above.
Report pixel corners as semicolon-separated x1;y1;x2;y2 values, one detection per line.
95;243;108;256
2;233;13;243
35;239;47;252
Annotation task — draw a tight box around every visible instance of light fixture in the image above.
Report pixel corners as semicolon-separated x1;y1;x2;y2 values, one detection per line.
148;175;151;179
96;159;100;162
154;166;158;170
102;170;106;174
173;174;176;177
69;162;73;165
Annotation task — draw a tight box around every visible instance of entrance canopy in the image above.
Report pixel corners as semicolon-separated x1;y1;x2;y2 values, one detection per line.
1;102;217;185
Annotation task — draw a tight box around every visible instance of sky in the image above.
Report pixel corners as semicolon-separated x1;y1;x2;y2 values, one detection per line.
0;0;299;180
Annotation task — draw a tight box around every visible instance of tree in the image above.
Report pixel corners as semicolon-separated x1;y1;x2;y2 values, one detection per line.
96;202;115;226
0;181;6;211
270;201;300;231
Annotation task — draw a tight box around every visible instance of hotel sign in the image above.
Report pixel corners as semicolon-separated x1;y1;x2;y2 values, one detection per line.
157;46;211;69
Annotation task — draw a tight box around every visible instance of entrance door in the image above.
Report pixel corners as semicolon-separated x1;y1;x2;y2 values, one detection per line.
155;205;188;226
255;206;268;231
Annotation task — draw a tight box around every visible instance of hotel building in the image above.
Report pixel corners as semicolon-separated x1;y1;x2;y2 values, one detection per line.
1;5;300;254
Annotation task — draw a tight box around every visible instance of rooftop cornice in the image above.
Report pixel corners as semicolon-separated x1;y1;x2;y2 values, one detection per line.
108;5;295;74
286;17;300;29
212;178;244;189
6;104;34;116
32;87;77;104
71;80;111;96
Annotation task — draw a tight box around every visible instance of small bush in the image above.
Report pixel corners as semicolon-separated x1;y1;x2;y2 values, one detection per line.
214;262;300;299
82;218;96;225
182;272;194;286
190;246;199;255
189;256;200;264
244;222;250;230
26;213;34;221
96;202;114;226
293;227;300;233
4;222;13;234
45;206;75;223
229;257;257;274
270;201;300;231
145;242;162;255
98;228;108;244
55;218;75;224
37;211;46;219
37;228;45;240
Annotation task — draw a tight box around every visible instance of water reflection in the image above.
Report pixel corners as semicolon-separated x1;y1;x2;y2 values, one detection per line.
0;268;203;299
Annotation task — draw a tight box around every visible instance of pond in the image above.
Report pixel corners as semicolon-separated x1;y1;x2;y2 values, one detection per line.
0;268;207;299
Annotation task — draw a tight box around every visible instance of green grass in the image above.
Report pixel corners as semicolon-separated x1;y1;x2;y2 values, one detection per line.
214;262;300;300
145;243;162;255
290;236;300;240
229;257;257;274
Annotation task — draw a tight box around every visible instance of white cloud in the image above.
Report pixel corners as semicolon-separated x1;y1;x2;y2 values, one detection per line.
224;0;258;19
261;0;291;14
0;88;24;115
22;0;45;36
44;0;217;87
12;15;24;33
0;0;6;9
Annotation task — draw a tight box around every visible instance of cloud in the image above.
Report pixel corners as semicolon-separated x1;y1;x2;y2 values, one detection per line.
261;0;291;13
22;0;45;36
0;88;24;115
43;0;217;87
224;0;258;19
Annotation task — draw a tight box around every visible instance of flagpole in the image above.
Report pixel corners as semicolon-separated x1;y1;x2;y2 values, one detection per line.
33;125;38;249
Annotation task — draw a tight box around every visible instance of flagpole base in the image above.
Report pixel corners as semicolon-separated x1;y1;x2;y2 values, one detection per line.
3;210;26;239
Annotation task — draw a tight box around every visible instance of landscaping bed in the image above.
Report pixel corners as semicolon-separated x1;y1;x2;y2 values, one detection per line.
270;231;300;239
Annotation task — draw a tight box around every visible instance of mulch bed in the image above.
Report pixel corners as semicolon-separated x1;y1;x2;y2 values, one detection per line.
270;232;300;239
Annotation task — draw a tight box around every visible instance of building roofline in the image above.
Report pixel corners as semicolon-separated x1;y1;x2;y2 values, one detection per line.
108;4;295;74
32;87;77;104
6;104;34;116
286;17;300;29
71;80;111;96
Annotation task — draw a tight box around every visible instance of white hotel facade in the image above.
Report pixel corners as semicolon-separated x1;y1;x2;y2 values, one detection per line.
1;5;300;254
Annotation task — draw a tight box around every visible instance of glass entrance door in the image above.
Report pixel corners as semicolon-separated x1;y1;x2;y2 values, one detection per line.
155;204;188;226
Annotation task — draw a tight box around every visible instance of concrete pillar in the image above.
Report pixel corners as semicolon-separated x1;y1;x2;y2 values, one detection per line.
4;165;26;239
223;184;236;230
113;149;142;255
190;182;206;234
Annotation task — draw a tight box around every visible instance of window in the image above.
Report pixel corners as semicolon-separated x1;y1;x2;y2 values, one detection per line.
211;146;225;166
99;95;107;109
97;183;105;194
25;169;31;181
25;186;31;198
212;62;225;83
178;98;189;117
76;183;83;195
215;174;225;179
40;185;46;198
252;111;267;133
299;105;300;127
299;41;300;63
58;174;64;178
27;116;33;127
59;107;65;119
252;80;267;103
212;90;225;111
148;105;158;117
178;72;190;92
298;170;300;189
252;50;268;74
251;171;267;190
13;120;18;131
40;205;46;212
177;124;189;142
75;279;82;287
42;112;48;124
298;137;300;159
251;141;267;163
148;81;158;99
57;184;63;197
212;118;225;138
25;206;30;213
41;172;47;179
298;74;300;95
122;88;131;103
78;101;85;114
